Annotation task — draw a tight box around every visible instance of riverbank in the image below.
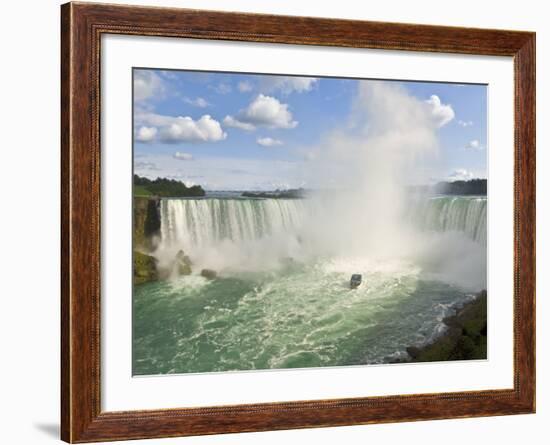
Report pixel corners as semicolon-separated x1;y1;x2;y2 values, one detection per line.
404;290;487;363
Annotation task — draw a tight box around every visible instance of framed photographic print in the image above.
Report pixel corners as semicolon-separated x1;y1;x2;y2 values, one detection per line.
61;2;535;442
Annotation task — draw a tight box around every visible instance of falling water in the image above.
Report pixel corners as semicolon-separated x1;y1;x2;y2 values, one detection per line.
160;198;307;251
408;196;487;245
159;196;487;251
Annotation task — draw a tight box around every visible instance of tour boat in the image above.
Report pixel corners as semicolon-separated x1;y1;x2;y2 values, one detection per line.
350;274;362;289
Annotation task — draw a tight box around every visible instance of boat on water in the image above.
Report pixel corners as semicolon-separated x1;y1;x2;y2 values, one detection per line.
350;274;362;289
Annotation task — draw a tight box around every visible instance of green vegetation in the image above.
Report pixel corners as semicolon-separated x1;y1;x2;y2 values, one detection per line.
134;184;153;197
409;179;487;196
433;179;487;195
133;251;158;285
406;290;487;363
134;174;205;197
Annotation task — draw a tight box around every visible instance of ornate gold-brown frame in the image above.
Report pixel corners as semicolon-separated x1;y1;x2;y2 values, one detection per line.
61;2;535;442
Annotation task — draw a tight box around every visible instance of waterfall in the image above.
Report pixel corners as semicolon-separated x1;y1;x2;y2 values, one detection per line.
160;198;307;252
159;196;487;253
408;196;487;244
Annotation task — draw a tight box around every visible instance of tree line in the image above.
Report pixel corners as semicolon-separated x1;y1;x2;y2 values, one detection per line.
134;174;206;197
433;179;487;195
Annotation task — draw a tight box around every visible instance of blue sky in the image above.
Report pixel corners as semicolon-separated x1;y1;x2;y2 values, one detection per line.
133;68;487;191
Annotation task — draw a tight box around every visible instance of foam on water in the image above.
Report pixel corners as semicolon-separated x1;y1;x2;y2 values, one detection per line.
134;254;470;374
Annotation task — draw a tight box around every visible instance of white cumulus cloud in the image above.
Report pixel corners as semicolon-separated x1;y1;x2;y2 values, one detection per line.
159;115;226;143
465;139;483;150
458;119;473;127
223;116;255;131
183;97;209;108
224;94;298;131
260;76;318;95
238;81;253;93
210;83;232;94
425;95;455;128
134;161;159;171
135;112;226;143
448;168;474;181
257;137;283;147
135;126;158;142
134;70;164;102
173;152;194;161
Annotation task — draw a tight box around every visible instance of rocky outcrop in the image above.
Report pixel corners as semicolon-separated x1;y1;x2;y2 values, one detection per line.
200;269;217;280
133;251;158;285
175;250;192;276
133;199;219;283
405;290;487;363
133;197;161;252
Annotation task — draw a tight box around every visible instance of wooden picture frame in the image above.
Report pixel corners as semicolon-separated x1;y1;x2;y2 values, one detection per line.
61;2;535;442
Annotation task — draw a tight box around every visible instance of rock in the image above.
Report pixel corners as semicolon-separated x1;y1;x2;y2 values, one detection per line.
133;197;160;251
133;251;158;285
200;269;217;280
406;347;421;359
175;250;193;275
456;335;477;359
178;262;192;276
175;250;192;265
405;290;487;363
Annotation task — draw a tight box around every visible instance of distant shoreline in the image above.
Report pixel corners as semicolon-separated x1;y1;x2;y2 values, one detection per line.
133;192;488;200
410;178;487;196
134;175;487;198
